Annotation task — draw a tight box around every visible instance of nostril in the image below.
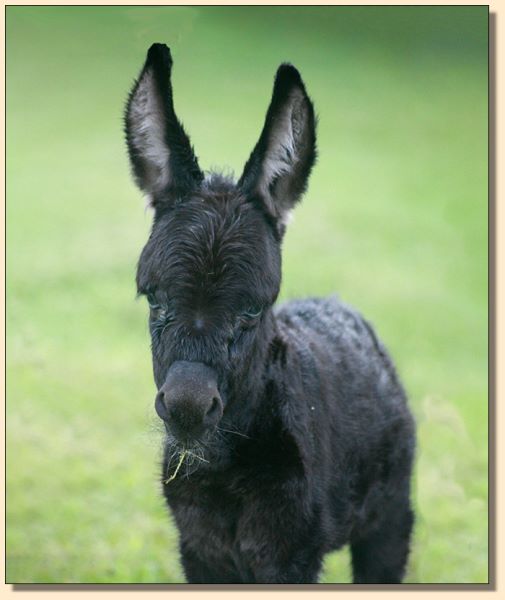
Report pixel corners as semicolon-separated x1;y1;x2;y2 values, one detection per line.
204;396;222;425
155;390;169;421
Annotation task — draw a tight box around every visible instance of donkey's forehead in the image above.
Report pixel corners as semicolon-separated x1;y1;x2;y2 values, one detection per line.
137;194;281;301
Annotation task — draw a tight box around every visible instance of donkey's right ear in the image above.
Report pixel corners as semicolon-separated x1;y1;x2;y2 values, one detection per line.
124;44;203;208
238;64;316;227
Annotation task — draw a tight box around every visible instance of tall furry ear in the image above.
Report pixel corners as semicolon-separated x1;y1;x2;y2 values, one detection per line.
124;44;203;208
238;64;317;225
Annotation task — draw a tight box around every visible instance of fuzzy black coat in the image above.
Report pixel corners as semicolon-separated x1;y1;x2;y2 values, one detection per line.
125;43;416;584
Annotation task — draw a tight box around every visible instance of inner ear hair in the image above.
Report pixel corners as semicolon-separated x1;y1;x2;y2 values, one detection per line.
127;68;172;198
263;90;315;215
262;89;304;187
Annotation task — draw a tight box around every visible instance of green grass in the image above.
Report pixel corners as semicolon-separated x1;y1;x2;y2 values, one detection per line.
6;6;488;584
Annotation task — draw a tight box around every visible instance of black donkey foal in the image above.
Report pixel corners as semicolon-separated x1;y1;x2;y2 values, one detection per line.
125;44;416;584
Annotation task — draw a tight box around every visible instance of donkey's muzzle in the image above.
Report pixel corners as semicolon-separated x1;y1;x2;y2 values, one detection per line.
155;361;223;441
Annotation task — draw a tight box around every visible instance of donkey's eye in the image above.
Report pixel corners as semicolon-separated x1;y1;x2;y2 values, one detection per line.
146;295;174;324
238;307;263;328
146;293;158;307
150;305;167;320
243;308;262;319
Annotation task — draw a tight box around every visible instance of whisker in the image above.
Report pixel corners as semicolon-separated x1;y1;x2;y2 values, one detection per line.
217;426;252;440
186;448;209;463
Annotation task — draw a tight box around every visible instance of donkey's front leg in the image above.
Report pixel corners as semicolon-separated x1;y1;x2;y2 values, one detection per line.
250;551;323;584
236;491;324;583
179;541;242;584
236;536;323;583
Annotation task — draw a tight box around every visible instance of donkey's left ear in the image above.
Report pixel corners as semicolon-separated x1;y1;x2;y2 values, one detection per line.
125;44;203;208
238;64;317;224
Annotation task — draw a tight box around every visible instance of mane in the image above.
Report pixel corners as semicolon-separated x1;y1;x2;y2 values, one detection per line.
201;171;237;197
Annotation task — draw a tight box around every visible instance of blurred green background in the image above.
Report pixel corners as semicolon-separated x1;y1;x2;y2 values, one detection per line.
6;6;488;584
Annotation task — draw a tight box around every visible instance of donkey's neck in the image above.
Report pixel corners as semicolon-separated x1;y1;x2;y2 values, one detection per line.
221;310;283;432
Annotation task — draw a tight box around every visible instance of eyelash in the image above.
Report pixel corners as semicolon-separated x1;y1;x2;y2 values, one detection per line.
242;308;262;319
147;295;175;329
237;308;263;329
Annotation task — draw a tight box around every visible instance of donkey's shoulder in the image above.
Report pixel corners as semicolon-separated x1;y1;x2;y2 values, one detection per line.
275;295;367;339
274;295;392;370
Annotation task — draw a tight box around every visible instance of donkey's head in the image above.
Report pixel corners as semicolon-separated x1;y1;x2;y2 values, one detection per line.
125;44;316;446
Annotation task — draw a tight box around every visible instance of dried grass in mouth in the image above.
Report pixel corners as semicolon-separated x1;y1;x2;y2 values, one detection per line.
164;450;187;484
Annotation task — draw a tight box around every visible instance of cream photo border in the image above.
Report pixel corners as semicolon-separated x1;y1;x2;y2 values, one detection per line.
0;0;499;597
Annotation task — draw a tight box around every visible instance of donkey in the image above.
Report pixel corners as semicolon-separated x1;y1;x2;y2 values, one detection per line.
124;43;416;584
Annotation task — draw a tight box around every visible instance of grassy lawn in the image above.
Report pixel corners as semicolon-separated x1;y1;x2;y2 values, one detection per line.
6;6;488;583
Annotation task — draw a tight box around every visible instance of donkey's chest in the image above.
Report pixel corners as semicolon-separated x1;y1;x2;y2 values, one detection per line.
165;471;285;566
166;480;248;564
